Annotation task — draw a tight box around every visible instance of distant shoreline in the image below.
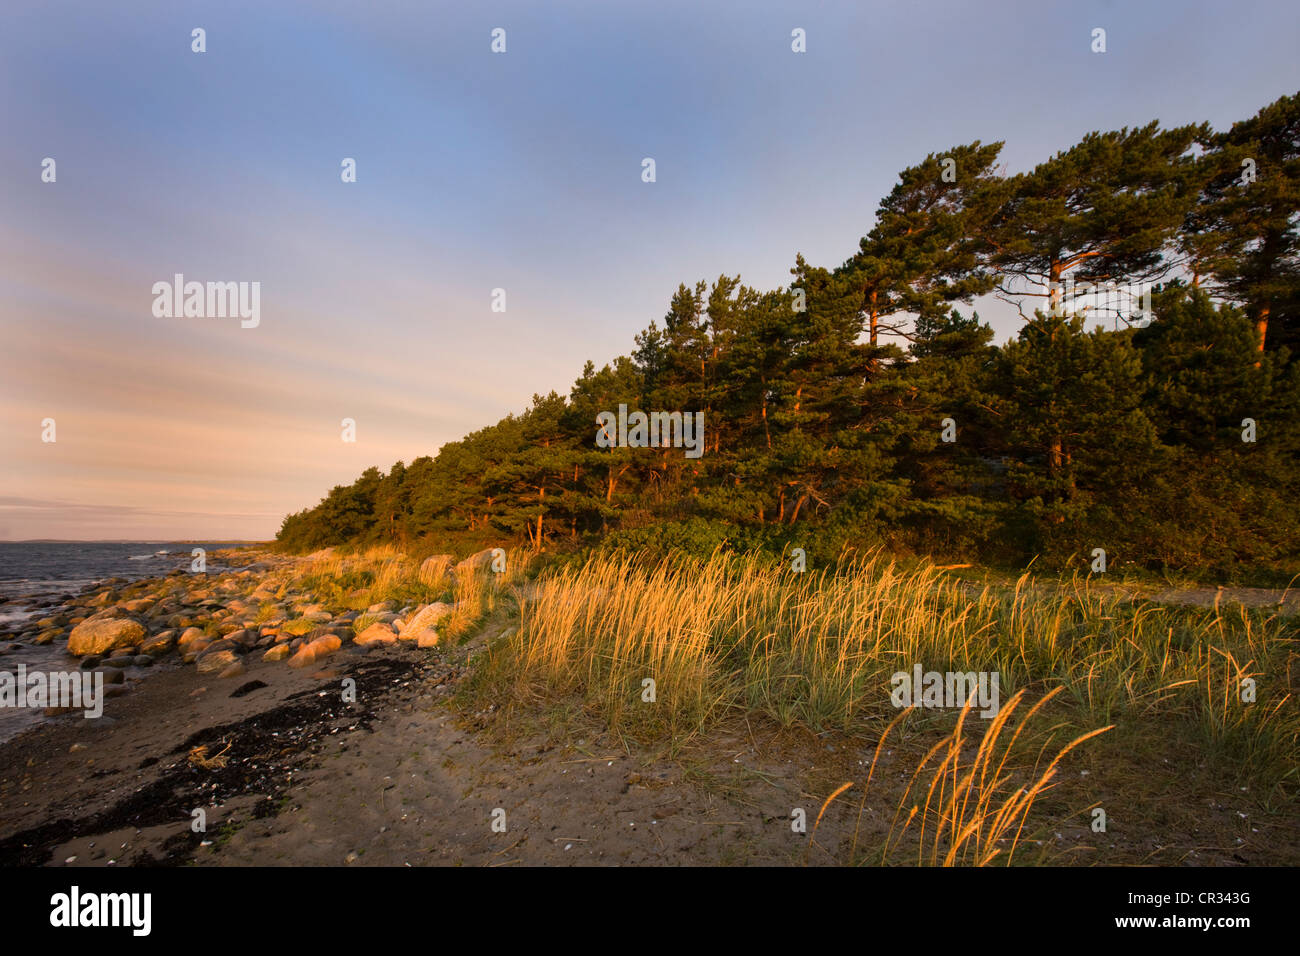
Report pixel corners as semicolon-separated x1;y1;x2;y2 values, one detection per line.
0;540;271;545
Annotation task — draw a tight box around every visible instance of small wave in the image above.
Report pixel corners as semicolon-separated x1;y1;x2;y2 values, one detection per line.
128;554;155;561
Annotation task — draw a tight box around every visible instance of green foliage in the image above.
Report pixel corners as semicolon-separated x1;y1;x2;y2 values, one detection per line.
276;95;1300;581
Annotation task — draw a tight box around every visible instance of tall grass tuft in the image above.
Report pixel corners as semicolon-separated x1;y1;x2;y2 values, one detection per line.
815;689;1113;866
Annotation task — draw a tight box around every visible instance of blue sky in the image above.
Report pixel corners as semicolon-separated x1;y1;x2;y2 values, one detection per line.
2;0;1297;539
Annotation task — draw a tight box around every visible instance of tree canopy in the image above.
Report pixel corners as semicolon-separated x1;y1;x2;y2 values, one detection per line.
277;94;1300;580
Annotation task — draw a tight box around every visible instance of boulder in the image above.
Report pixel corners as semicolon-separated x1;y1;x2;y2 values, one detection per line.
140;630;176;657
182;639;212;663
354;623;398;646
196;637;238;658
288;634;342;669
177;627;206;646
399;602;453;636
262;644;292;662
454;549;498;575
416;629;440;649
196;650;238;675
224;629;255;647
67;617;146;657
84;605;129;623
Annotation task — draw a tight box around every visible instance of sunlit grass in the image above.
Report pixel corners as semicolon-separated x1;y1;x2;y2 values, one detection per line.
475;549;1298;796
815;688;1113;866
283;544;535;643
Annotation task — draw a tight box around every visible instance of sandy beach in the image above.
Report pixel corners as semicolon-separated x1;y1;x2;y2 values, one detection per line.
1;546;1294;867
0;549;834;867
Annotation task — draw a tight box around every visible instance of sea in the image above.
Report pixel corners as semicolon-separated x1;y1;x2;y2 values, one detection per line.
0;542;254;742
0;541;254;608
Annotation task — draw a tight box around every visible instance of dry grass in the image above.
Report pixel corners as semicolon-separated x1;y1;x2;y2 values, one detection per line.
475;549;1298;797
285;543;534;643
443;548;531;642
814;688;1112;865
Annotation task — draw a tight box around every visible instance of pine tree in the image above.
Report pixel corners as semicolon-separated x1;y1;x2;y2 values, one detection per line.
839;141;1005;347
989;121;1208;314
996;312;1163;553
1181;93;1300;353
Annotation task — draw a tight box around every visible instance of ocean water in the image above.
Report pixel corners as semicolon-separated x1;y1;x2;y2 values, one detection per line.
0;539;259;636
0;541;252;609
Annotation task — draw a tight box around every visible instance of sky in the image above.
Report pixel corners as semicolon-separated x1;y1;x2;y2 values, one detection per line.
1;0;1297;540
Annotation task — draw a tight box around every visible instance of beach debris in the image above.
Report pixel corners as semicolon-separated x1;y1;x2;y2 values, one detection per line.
188;741;233;770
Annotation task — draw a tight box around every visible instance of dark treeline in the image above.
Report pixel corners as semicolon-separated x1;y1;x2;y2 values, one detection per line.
278;94;1300;578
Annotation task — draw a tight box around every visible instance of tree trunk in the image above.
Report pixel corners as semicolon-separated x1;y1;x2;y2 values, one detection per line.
1255;304;1270;361
761;397;771;449
1049;260;1063;315
535;487;545;551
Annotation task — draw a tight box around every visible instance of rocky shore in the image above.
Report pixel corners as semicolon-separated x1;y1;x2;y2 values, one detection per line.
0;547;504;865
0;545;805;867
0;548;465;697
